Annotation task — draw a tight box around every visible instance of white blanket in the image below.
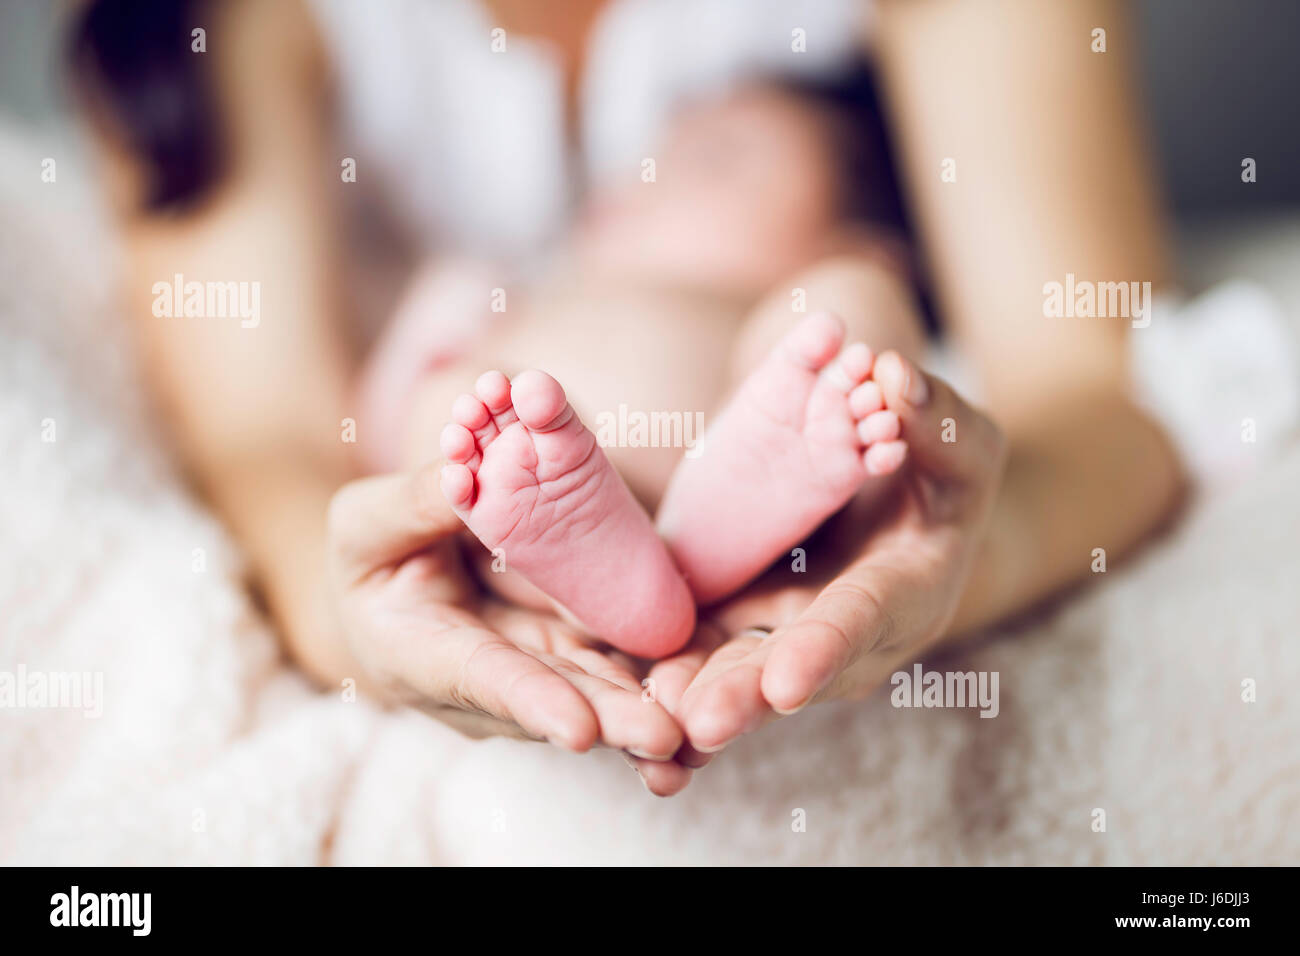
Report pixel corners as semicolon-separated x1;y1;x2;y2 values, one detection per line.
2;130;1298;865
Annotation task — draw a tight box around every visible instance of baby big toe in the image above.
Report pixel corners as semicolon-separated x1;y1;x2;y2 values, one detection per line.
780;312;846;371
510;369;572;432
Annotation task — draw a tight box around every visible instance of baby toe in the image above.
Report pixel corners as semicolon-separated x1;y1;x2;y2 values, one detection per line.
864;439;908;476
511;369;571;431
452;392;492;432
475;370;513;415
823;341;874;392
849;380;884;418
857;409;900;445
440;422;477;463
440;462;476;508
780;312;845;371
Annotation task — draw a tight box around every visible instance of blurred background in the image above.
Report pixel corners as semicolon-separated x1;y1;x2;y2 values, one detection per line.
4;0;1298;217
2;0;1297;866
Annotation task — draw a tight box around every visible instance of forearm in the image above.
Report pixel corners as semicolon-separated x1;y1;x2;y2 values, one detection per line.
123;241;364;689
875;0;1180;640
200;440;362;689
947;390;1184;637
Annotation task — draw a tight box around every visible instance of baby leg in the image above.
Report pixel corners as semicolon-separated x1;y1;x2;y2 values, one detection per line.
440;369;696;658
728;254;927;382
657;257;928;604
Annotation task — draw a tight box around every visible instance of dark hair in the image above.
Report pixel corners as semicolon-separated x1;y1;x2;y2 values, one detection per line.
777;60;910;235
69;0;224;211
775;59;938;333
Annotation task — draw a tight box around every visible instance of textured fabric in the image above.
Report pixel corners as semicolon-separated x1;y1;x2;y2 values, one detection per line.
2;128;1297;865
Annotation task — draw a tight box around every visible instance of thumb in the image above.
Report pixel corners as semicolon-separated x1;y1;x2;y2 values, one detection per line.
872;351;1005;485
328;463;464;583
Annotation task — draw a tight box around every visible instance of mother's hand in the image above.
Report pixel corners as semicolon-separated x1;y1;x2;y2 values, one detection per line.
652;352;1006;762
328;465;692;793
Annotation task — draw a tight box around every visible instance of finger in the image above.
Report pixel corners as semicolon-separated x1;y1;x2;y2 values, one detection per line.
872;351;1005;485
759;575;892;714
401;623;602;752
550;639;643;695
668;580;824;756
542;659;684;760
549;638;695;786
328;465;463;583
426;708;543;743
676;630;777;759
643;620;730;715
673;742;717;770
475;606;678;755
624;754;694;797
640;623;731;771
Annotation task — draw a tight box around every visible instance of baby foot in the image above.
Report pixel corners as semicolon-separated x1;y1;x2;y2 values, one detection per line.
657;312;907;603
440;369;695;658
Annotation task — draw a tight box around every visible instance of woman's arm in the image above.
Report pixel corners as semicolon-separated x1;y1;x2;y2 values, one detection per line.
89;0;359;684
876;0;1183;631
652;0;1186;759
80;4;694;785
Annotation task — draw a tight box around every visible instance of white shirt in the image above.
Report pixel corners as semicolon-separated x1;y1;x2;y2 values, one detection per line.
310;0;868;262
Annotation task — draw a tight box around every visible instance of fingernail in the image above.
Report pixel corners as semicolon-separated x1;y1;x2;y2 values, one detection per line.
772;697;812;716
621;755;651;790
770;669;835;716
626;746;671;761
692;740;728;754
903;360;930;406
546;731;582;752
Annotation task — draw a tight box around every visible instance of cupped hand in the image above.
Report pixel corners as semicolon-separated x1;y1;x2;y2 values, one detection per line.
328;465;693;794
648;352;1007;764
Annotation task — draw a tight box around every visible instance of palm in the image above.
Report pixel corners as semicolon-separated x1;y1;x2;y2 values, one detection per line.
343;537;685;761
652;363;1006;758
